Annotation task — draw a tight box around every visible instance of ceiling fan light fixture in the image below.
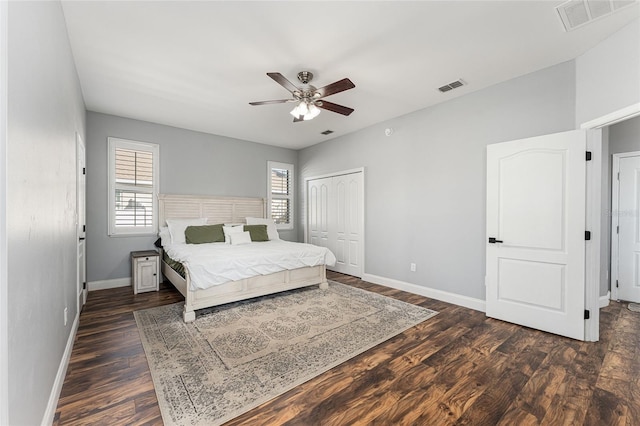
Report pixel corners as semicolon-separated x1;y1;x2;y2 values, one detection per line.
298;101;309;116
304;103;321;120
290;100;320;120
289;101;307;117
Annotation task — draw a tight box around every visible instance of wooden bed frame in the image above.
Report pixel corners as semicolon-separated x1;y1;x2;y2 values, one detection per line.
158;194;329;322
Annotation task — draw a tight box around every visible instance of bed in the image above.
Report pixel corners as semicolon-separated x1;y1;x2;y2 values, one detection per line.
158;194;332;322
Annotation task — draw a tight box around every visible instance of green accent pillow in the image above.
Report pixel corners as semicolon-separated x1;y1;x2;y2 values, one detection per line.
244;224;269;242
185;224;225;244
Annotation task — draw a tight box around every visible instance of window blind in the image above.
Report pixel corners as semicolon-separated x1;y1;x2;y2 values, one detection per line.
268;162;293;229
114;148;154;227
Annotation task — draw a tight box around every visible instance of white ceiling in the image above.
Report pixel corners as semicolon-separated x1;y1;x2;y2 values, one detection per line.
61;1;639;150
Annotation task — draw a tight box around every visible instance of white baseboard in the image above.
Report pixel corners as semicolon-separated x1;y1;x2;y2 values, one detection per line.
88;277;130;291
362;273;486;312
41;312;79;426
600;291;610;308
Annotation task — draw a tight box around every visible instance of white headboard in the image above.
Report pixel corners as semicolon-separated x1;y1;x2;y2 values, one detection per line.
158;194;266;226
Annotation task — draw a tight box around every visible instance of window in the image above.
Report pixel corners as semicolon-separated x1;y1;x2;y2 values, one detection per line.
108;137;159;236
267;161;293;230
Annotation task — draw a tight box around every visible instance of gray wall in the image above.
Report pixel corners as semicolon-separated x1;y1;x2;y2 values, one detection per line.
576;18;640;126
610;116;640;155
86;112;298;283
6;2;86;425
298;61;576;300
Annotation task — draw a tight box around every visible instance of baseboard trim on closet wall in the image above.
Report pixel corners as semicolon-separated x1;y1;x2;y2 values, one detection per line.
363;273;612;312
41;313;79;426
88;277;130;291
362;273;486;312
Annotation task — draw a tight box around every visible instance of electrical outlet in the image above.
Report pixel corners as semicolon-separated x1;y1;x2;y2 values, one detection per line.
64;307;68;326
410;263;416;272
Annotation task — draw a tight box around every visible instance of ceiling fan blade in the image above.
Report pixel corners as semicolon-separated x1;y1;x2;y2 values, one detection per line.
293;115;304;123
315;78;355;99
267;72;299;94
249;99;294;106
317;100;354;116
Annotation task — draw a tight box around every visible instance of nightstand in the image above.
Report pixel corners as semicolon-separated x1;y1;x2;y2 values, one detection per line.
131;250;160;294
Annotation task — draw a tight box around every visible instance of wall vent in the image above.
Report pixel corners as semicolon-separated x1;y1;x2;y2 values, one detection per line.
438;79;466;93
321;130;334;135
556;0;636;32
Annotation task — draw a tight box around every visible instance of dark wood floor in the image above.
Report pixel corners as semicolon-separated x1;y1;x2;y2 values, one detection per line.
54;272;640;425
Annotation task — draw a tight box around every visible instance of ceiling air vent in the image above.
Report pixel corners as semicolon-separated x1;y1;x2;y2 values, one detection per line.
438;79;466;93
556;0;636;32
321;130;334;135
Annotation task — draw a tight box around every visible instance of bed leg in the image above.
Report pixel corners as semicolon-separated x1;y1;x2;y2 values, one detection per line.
183;307;196;323
319;281;329;290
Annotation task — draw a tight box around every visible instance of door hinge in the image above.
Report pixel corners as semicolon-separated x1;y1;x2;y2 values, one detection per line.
616;280;619;288
585;231;591;241
586;151;592;161
82;167;86;175
83;282;87;290
617;226;619;234
82;224;85;232
584;309;590;320
617;172;620;180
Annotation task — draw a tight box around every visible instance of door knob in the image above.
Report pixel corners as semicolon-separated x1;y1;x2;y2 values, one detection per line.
488;237;503;244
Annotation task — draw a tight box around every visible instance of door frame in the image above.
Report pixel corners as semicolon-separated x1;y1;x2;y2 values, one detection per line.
585;130;603;342
76;132;87;312
580;103;640;130
0;0;8;422
304;167;365;277
609;151;640;301
579;103;640;341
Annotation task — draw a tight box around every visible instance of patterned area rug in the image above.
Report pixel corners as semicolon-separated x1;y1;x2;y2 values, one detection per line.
134;281;438;426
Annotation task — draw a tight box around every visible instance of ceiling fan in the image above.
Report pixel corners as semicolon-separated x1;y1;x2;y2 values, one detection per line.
249;71;355;122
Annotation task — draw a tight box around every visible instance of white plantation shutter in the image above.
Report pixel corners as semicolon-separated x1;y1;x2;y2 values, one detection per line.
268;161;293;229
108;138;159;235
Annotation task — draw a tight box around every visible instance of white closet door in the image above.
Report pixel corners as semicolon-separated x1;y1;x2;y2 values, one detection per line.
308;177;331;249
307;171;363;278
332;173;363;277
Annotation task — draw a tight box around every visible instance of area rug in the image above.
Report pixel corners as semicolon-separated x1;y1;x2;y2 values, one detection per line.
134;281;438;425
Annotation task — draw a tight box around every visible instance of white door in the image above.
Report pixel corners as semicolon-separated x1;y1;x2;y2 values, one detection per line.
76;133;87;312
307;171;364;277
615;155;640;302
308;177;331;249
333;173;363;277
486;130;587;340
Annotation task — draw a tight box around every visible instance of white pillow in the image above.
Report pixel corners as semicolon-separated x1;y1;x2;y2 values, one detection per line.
223;224;244;244
166;218;208;244
245;217;280;240
158;226;171;247
230;231;252;245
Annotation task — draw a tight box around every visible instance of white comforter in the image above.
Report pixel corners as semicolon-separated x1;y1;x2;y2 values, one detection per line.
164;240;337;290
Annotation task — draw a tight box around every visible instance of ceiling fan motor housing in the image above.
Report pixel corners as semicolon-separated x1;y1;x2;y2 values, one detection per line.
297;71;313;84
